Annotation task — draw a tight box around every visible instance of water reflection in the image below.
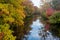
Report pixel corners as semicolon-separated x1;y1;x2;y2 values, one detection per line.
25;19;44;40
24;18;60;40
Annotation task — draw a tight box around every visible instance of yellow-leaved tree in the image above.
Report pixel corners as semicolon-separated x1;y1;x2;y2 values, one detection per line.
0;0;26;40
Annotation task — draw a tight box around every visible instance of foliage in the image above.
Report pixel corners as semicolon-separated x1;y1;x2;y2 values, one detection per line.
40;0;60;38
41;12;48;21
49;12;60;23
23;0;34;16
49;12;60;37
51;0;60;10
0;24;16;40
0;0;38;40
0;0;26;40
0;4;16;40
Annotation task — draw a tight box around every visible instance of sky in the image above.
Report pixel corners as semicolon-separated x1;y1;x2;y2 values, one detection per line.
31;0;43;8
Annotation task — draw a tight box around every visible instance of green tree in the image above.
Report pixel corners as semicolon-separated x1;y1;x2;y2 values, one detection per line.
49;12;60;37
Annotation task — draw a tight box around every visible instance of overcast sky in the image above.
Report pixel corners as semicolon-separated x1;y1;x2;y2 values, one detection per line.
31;0;43;8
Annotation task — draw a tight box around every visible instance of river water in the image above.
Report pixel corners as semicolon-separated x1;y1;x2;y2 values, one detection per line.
27;19;43;40
24;18;60;40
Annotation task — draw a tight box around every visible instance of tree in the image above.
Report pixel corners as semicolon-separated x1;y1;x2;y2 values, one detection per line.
51;0;60;10
49;12;60;37
23;0;35;16
0;24;16;40
0;0;26;40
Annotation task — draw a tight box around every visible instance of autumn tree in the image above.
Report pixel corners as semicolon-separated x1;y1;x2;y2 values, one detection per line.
23;0;35;16
0;0;26;40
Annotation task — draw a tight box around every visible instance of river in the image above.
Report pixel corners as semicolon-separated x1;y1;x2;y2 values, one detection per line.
23;18;60;40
